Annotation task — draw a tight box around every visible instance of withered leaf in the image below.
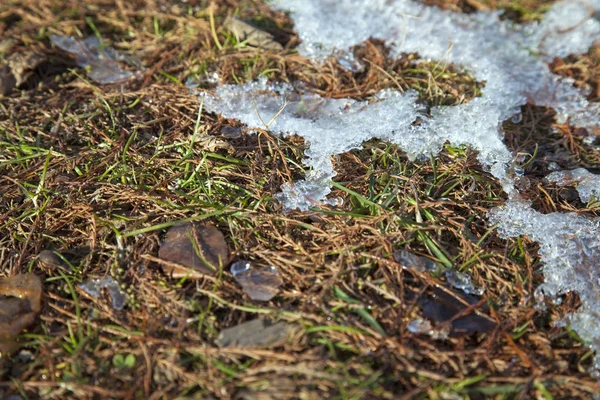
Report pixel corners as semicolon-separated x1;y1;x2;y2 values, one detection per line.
158;223;229;278
224;16;283;51
418;286;496;336
37;250;66;271
7;51;45;86
0;273;43;357
0;65;16;95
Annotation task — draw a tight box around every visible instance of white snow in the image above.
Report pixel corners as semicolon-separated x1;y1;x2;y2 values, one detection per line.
204;80;423;210
200;0;600;371
206;0;600;207
545;167;600;203
488;200;600;369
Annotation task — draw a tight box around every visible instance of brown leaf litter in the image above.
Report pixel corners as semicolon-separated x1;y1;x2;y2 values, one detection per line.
158;222;230;278
0;274;42;357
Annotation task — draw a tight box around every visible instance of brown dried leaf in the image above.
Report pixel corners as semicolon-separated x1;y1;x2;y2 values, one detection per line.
0;273;43;357
7;51;45;86
418;286;496;336
36;250;66;271
158;223;229;278
0;65;16;95
224;16;283;51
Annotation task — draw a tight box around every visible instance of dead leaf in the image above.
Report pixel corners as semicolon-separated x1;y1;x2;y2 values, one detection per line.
224;16;283;51
158;223;229;278
0;39;16;57
221;126;242;139
7;51;45;86
0;65;16;95
418;286;496;336
0;274;43;357
37;250;66;271
216;318;292;348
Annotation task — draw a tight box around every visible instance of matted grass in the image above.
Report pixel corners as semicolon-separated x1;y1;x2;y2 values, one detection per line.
1;0;600;398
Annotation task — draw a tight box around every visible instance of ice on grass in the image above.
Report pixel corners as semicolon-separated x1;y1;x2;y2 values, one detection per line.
545;167;600;203
445;269;484;296
393;250;439;273
230;260;283;301
205;0;600;208
201;0;600;371
51;35;136;84
205;80;423;210
489;201;600;369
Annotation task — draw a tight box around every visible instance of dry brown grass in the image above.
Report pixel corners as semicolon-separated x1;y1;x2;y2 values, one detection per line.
1;0;600;398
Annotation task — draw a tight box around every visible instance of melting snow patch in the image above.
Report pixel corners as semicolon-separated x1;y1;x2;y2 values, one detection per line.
489;201;600;369
200;0;600;371
545;167;600;203
205;81;423;210
204;0;600;208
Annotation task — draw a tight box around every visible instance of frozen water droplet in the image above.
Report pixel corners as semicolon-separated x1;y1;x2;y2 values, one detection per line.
515;176;531;191
230;261;251;276
50;35;137;84
407;319;432;333
230;261;283;301
393;250;438;272
445;269;484;296
513;166;525;177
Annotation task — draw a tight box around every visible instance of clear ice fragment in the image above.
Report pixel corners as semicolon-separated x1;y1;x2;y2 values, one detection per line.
79;277;127;310
445;269;484;296
230;260;283;301
406;318;448;340
51;35;136;84
407;318;432;333
393;250;439;273
545;167;600;203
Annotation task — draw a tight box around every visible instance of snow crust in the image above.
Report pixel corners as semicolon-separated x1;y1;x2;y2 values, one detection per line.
201;0;600;370
205;0;600;208
488;201;600;368
545;167;600;203
205;81;423;209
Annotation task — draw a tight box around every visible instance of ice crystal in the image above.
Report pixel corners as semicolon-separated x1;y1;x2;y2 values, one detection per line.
79;277;127;311
545;167;600;203
489;201;600;368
